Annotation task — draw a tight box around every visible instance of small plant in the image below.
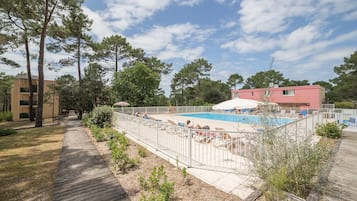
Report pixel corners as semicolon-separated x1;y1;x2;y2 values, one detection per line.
0;128;17;136
0;112;12;122
111;144;136;172
316;122;345;139
138;146;147;158
181;167;189;185
176;155;179;168
90;125;106;142
138;165;175;201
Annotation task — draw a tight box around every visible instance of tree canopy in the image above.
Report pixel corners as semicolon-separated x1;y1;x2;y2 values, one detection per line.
329;51;357;102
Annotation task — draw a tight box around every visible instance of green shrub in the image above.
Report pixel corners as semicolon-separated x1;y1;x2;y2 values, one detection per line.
88;106;113;128
111;143;136;172
334;101;355;109
138;146;147;158
316;122;345;139
138;165;175;201
90;125;106;142
254;133;330;199
0;128;17;136
0;112;12;122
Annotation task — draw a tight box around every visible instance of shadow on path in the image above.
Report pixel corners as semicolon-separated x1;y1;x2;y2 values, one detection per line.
53;117;128;201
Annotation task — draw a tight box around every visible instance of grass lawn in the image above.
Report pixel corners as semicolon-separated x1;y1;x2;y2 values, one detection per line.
0;125;65;201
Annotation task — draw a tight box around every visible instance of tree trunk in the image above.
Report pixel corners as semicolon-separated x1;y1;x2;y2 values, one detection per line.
24;32;35;121
36;0;54;127
77;36;83;120
115;45;118;72
77;36;81;83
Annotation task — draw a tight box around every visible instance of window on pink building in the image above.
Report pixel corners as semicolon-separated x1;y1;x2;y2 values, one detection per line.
282;90;295;96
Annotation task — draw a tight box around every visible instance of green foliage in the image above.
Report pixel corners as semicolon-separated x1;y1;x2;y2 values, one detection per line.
89;125;106;142
227;73;244;89
0;128;17;136
107;131;136;172
112;62;160;106
254;132;330;199
138;146;147;158
316;122;345;139
0;112;12;121
88;106;113;128
243;70;286;89
138;165;175;201
334;101;355;109
110;143;136;172
330;51;357;102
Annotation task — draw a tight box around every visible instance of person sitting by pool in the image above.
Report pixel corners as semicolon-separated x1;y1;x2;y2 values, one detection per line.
186;120;195;128
134;112;140;117
143;112;149;119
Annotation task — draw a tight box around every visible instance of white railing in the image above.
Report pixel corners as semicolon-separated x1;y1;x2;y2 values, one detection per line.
114;110;325;173
114;112;259;173
114;106;212;115
271;112;324;143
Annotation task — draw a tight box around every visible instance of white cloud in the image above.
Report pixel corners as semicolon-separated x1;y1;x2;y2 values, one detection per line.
215;0;237;5
221;20;237;29
343;10;357;21
103;0;171;31
82;6;115;40
174;0;202;6
281;24;321;49
273;30;357;62
128;23;213;61
239;0;315;34
312;47;356;63
221;35;279;53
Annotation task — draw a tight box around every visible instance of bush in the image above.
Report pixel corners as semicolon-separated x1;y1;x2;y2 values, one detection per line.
138;146;147;158
109;139;136;172
334;101;355;109
316;122;345;139
138;165;175;201
0;112;12;122
88;106;113;128
0;128;17;136
253;132;330;199
90;125;106;142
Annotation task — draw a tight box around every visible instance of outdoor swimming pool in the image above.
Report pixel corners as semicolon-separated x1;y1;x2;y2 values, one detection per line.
179;112;294;126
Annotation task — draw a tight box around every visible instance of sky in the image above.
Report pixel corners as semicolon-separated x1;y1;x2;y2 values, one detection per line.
1;0;357;96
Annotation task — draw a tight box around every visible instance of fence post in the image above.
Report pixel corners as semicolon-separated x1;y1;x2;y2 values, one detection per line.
188;128;192;167
138;118;140;140
295;119;298;142
312;113;315;134
305;115;308;137
156;120;159;150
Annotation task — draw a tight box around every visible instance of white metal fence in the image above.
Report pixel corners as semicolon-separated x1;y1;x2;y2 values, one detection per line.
114;106;212;115
114;110;324;173
332;109;357;129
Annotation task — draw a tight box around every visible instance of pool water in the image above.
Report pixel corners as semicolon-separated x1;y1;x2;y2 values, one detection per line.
179;113;293;126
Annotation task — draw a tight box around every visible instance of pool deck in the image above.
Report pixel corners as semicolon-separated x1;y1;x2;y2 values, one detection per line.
150;113;261;132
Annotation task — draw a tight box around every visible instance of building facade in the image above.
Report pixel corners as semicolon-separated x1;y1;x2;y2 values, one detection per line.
231;85;325;111
10;75;59;121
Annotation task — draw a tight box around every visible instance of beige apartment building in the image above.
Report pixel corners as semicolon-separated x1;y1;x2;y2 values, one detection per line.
11;75;59;121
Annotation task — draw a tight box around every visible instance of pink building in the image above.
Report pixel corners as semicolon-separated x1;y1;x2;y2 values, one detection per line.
231;85;325;110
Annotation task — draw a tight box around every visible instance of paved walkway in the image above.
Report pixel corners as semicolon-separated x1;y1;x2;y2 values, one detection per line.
321;129;357;201
53;117;128;201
